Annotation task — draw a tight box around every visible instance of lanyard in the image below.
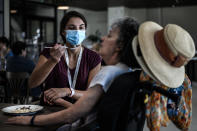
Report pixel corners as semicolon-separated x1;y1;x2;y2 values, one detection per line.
65;47;83;89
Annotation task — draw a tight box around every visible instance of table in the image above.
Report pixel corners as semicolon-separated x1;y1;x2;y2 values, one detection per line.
0;103;65;131
0;71;6;98
0;70;6;84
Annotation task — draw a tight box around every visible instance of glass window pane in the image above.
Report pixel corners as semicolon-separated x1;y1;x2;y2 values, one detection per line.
0;14;3;36
0;0;3;11
26;20;55;43
42;21;54;43
27;20;40;40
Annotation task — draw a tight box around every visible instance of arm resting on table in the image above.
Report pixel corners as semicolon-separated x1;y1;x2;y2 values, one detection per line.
34;85;104;125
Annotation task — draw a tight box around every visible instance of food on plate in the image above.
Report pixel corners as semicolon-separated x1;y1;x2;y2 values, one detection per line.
12;106;33;113
2;105;43;115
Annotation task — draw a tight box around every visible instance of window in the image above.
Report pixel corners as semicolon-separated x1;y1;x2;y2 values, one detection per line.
0;0;4;36
10;1;56;43
26;19;55;43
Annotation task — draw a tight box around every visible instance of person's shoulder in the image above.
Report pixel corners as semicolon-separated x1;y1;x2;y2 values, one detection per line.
101;65;119;70
7;56;14;61
21;57;35;65
102;63;130;72
5;50;14;59
115;70;141;82
98;64;130;79
8;50;14;56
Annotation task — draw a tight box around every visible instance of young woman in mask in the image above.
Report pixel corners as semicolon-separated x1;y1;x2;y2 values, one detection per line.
28;11;102;106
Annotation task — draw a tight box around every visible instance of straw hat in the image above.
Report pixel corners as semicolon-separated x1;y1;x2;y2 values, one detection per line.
132;21;195;88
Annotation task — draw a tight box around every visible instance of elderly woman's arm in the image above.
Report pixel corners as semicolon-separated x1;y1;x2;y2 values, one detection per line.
6;85;104;125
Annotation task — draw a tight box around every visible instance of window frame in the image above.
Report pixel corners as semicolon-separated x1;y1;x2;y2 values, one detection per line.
0;0;4;36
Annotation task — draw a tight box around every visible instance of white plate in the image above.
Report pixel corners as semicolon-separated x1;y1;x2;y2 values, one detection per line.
1;105;43;116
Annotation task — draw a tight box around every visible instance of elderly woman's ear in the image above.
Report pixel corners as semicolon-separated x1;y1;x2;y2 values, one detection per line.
116;43;124;52
115;47;121;52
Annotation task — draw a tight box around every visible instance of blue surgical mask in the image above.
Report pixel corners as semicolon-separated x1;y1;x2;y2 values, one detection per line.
65;30;86;46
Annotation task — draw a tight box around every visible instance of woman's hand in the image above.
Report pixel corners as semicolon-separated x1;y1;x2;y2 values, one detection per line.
5;116;32;125
53;98;73;108
50;44;65;63
44;88;71;103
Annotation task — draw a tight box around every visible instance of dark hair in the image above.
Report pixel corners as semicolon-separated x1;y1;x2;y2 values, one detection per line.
111;17;140;68
11;41;26;56
60;11;87;42
0;36;10;47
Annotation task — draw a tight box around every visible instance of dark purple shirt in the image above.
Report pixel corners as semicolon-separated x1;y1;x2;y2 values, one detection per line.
40;47;101;91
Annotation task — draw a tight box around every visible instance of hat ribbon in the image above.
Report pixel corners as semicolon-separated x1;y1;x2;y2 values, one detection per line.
154;29;187;67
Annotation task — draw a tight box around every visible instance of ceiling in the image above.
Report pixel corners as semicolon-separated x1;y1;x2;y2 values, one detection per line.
54;0;197;11
11;0;197;11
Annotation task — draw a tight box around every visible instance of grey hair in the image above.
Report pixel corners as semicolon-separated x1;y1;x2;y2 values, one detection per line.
110;17;140;68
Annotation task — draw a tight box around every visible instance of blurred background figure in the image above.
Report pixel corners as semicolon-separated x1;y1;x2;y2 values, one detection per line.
6;41;41;100
0;36;13;60
0;36;13;71
7;41;34;73
0;37;13;99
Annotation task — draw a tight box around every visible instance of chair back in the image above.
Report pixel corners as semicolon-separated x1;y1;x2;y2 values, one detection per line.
6;72;29;104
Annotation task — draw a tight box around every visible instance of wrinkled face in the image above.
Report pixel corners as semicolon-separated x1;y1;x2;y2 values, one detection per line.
99;28;120;63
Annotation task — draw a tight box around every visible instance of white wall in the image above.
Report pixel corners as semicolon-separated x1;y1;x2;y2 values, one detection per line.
126;6;197;44
4;0;9;38
108;6;125;30
57;10;64;42
125;7;147;23
162;6;197;43
146;8;162;25
49;5;197;45
107;6;147;30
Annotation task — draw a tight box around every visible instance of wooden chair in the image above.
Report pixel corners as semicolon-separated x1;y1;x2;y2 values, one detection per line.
5;72;29;104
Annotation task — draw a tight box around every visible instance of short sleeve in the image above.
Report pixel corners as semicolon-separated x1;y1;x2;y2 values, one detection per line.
89;65;131;92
